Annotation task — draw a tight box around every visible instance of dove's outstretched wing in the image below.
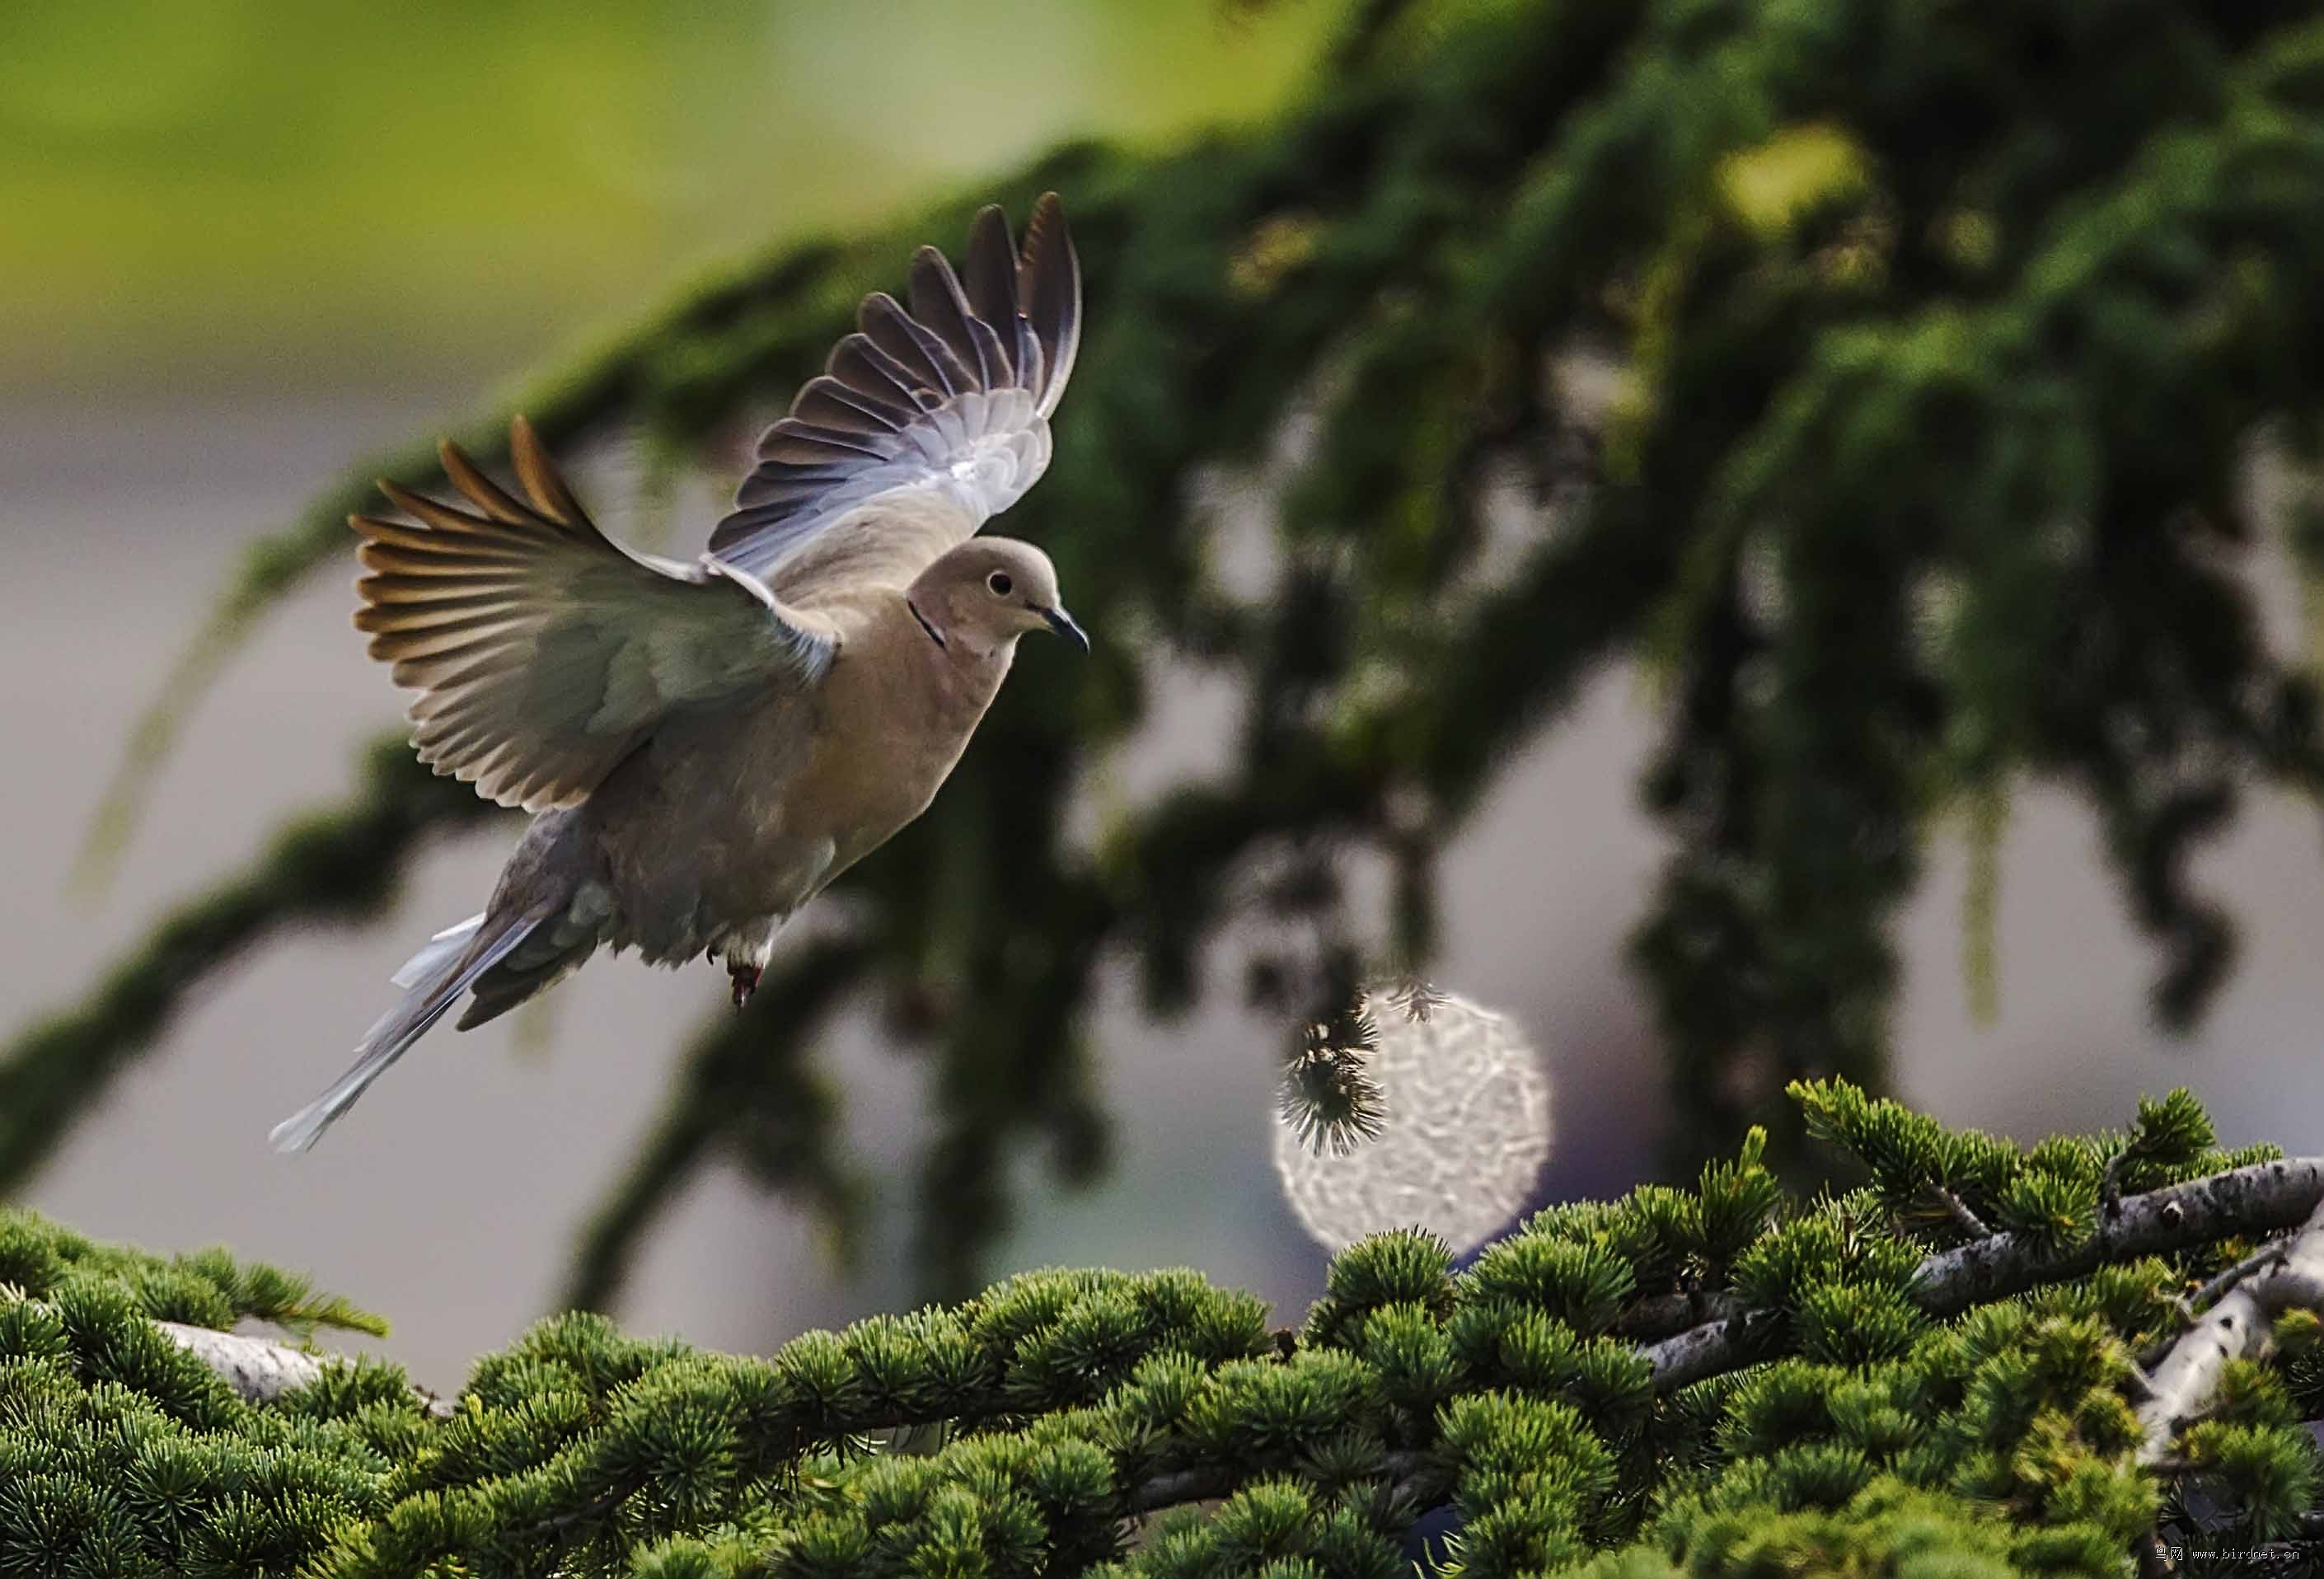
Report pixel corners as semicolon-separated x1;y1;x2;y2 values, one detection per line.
354;416;835;812
706;193;1081;604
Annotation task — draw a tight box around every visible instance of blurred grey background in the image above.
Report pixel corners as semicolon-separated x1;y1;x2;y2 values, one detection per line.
7;0;2324;1393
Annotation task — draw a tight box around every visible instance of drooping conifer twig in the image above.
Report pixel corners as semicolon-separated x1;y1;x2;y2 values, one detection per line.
1277;994;1387;1155
1383;977;1445;1023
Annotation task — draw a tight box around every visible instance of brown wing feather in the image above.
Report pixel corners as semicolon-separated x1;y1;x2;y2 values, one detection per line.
355;419;833;811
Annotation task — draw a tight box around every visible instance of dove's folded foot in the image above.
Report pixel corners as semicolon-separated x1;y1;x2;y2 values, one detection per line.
729;962;761;1007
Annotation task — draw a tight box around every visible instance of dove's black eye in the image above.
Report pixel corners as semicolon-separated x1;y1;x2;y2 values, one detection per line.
986;571;1014;597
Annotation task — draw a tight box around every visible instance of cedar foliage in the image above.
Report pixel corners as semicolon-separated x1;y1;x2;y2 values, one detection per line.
4;1084;2317;1575
12;0;2324;1307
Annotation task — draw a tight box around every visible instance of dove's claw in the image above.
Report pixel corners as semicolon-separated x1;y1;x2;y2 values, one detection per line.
729;963;761;1007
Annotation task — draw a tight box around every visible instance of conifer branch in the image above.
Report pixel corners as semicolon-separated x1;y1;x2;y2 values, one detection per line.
139;1152;2324;1511
137;1157;2324;1449
17;1088;2324;1572
1645;1157;2324;1392
150;1299;1398;1536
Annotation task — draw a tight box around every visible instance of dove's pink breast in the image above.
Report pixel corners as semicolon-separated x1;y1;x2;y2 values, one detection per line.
584;593;1011;969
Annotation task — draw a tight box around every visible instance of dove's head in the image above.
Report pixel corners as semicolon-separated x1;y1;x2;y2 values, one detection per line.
911;538;1089;658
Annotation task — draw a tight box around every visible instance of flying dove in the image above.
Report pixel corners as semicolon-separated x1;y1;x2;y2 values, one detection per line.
270;194;1087;1152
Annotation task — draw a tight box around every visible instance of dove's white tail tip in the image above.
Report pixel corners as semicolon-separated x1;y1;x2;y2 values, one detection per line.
269;907;540;1154
390;912;485;987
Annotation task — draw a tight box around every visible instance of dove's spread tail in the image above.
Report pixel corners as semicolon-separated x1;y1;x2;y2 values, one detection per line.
268;905;550;1154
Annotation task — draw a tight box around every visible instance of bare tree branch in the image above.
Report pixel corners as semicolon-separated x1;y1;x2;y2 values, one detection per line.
1122;1450;1433;1517
1615;1289;1748;1340
2176;1236;2292;1326
153;1319;454;1417
1931;1184;1991;1239
2136;1197;2324;1464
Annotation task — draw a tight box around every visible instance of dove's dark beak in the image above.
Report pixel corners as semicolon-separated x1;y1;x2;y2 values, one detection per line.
1039;605;1090;654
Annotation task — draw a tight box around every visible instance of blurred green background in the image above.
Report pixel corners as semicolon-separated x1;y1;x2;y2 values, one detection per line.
1;0;1333;387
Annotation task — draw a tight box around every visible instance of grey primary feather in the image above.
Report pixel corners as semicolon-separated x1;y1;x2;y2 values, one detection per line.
707;193;1083;588
1018;193;1080;415
962;204;1020;348
354;416;835;811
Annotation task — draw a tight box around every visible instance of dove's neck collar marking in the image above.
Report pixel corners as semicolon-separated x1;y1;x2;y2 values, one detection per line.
907;597;948;651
